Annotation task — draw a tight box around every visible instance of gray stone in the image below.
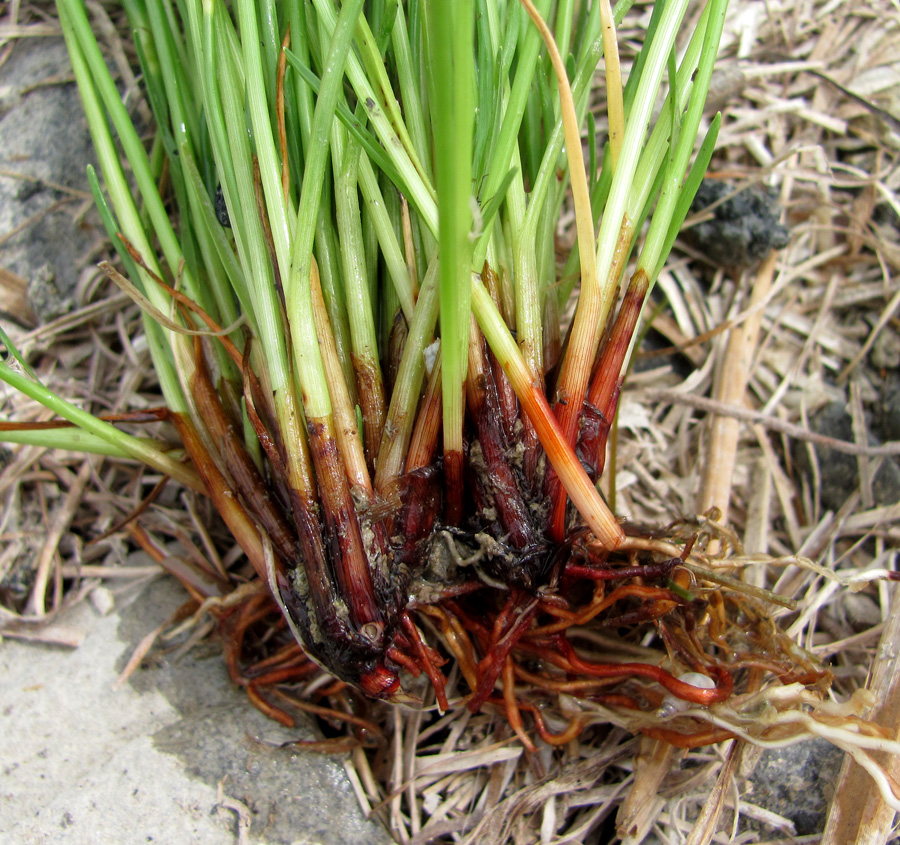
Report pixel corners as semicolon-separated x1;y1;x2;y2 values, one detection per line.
121;578;391;845
26;261;74;323
794;401;900;511
0;37;100;323
745;738;845;835
0;575;392;844
877;379;900;443
689;180;790;269
870;326;900;371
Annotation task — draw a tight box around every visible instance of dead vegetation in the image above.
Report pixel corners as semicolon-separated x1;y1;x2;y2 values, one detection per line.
1;0;900;843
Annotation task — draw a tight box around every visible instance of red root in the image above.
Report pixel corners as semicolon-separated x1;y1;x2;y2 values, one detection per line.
502;659;537;752
469;596;539;711
641;726;737;748
247;682;295;727
563;557;679;581
557;639;734;705
516;700;585;746
401;613;450;712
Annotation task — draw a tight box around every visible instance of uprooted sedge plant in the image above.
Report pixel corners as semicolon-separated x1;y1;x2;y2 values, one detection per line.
2;0;900;827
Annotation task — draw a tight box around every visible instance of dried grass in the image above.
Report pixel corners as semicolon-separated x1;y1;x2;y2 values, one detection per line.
2;0;900;842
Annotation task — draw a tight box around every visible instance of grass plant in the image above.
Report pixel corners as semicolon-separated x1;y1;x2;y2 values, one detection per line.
2;0;900;839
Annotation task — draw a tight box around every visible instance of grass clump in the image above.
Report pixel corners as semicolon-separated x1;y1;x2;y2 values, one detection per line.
2;0;900;840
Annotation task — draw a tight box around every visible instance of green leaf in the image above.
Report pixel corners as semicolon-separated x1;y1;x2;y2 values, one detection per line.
479;168;518;238
283;49;409;196
659;113;721;272
86;165;142;288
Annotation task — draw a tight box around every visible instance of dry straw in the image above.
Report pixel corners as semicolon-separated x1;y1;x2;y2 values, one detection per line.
1;0;899;841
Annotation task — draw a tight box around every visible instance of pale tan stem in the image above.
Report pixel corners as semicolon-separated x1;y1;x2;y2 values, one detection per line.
617;737;680;842
697;251;778;523
684;740;744;845
25;460;92;616
822;590;900;845
400;195;419;300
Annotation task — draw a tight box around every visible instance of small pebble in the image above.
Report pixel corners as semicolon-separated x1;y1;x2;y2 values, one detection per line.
840;591;882;630
89;586;115;617
705;65;748;113
745;739;844;836
689;180;790;268
657;672;715;717
871;327;900;370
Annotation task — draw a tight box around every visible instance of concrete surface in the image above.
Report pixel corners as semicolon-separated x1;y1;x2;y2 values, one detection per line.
0;36;101;324
0;576;391;845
